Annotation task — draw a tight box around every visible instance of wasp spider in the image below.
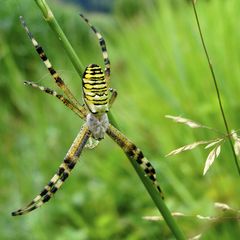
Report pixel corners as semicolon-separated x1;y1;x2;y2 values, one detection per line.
12;14;163;216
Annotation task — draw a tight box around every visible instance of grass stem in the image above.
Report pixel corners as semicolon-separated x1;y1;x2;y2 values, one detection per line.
34;0;84;75
191;0;240;175
129;154;186;239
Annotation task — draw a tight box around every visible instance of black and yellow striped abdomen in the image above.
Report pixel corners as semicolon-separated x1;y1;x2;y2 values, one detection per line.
82;64;109;114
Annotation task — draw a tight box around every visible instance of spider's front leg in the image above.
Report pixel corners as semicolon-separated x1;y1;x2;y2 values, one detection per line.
12;124;90;216
24;81;87;119
20;16;84;114
80;13;111;82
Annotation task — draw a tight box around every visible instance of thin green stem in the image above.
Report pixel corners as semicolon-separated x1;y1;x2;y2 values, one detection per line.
129;156;186;240
34;0;84;75
191;0;240;175
34;0;118;127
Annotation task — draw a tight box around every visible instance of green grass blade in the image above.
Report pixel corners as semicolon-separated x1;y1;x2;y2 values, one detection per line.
129;152;186;240
34;0;84;75
191;0;240;176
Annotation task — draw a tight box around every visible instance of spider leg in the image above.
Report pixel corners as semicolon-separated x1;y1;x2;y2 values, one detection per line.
12;124;91;216
19;16;85;117
106;124;164;198
24;81;87;119
79;14;111;82
108;88;118;108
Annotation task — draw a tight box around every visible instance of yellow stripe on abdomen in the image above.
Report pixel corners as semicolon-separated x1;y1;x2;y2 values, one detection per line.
82;64;109;114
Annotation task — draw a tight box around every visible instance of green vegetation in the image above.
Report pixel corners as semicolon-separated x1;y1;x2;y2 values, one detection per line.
1;0;239;239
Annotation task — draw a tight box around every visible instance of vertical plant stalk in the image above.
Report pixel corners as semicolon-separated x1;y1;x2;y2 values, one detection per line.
34;0;84;75
34;0;118;127
191;0;240;175
33;0;186;238
129;156;186;240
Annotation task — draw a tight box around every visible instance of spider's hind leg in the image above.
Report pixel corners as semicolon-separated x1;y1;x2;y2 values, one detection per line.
107;125;164;199
12;124;91;216
127;144;164;198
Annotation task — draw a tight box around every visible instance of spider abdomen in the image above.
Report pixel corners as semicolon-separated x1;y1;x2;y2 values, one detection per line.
82;64;109;114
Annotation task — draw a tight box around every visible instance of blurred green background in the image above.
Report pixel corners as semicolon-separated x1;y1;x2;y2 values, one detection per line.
1;0;240;239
